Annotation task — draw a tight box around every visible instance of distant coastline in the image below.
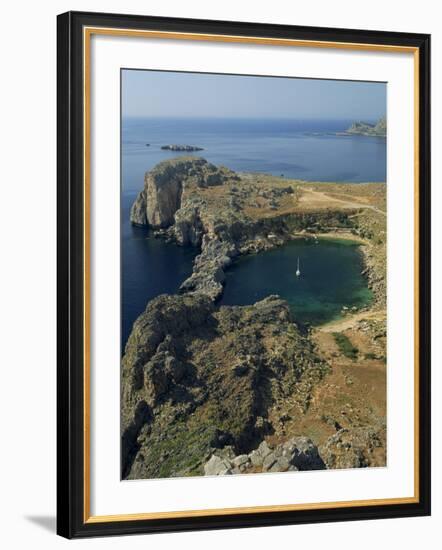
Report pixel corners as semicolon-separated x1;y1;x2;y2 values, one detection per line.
122;117;387;184
341;116;386;137
304;117;386;138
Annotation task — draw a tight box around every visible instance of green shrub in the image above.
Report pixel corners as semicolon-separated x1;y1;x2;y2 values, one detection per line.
332;333;359;360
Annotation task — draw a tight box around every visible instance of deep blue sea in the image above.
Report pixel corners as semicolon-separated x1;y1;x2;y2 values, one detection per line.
122;118;384;349
122;193;198;348
122;117;386;191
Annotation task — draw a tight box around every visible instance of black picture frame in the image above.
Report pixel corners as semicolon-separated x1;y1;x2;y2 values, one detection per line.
57;10;431;539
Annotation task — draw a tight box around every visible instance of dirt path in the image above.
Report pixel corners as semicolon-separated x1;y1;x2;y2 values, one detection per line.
299;188;386;216
318;309;386;333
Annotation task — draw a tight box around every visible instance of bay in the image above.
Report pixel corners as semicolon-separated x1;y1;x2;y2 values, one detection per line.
121;117;383;349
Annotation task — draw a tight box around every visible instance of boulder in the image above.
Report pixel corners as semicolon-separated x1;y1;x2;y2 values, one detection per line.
232;454;250;471
249;440;274;467
282;437;326;470
267;456;291;473
204;455;233;476
248;437;324;473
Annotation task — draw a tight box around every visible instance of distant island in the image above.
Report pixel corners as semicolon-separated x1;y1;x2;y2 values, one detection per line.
303;117;387;139
161;144;204;151
343;116;386;137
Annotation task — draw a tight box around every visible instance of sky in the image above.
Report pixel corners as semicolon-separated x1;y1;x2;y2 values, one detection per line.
122;69;386;120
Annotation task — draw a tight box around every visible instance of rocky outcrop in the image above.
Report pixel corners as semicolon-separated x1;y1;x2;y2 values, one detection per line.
345;117;386;137
130;157;238;228
121;293;329;479
179;236;237;300
130;158;185;228
320;426;386;469
203;436;325;475
201;424;386;476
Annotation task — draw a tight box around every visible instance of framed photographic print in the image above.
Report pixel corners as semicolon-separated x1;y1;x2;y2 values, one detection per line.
57;11;431;538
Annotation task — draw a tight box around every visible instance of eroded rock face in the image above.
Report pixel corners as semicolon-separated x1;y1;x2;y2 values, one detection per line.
131;160;184;228
130;189;148;225
174;205;204;247
130;157;238;228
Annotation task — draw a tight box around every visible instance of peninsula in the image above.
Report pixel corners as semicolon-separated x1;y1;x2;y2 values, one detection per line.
123;157;387;479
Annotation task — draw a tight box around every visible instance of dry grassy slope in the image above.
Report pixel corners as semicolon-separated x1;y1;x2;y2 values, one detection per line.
192;172;386;220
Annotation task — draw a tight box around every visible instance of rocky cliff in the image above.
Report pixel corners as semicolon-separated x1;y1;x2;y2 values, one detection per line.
130;157;362;302
130;157;238;228
122;158;387;479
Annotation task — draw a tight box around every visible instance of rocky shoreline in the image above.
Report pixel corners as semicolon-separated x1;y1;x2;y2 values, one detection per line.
123;157;387;479
344;116;387;138
130;158;372;304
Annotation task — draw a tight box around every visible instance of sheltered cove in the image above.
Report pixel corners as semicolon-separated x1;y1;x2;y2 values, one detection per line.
122;157;387;479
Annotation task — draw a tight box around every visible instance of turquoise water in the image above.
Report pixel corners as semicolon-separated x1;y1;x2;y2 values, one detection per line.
220;239;373;326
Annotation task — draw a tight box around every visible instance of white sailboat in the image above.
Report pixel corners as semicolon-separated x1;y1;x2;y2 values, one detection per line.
295;257;301;277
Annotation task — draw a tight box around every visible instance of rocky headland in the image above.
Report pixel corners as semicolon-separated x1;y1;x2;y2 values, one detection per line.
343;116;387;137
123;156;387;479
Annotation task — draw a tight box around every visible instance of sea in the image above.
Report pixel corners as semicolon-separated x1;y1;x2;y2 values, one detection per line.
122;117;384;349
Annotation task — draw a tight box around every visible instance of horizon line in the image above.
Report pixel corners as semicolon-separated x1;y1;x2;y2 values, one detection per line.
121;115;385;121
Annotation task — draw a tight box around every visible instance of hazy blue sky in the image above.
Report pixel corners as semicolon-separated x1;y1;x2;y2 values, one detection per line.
122;69;386;120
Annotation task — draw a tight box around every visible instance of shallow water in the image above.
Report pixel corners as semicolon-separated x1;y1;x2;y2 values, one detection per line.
220;238;373;326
